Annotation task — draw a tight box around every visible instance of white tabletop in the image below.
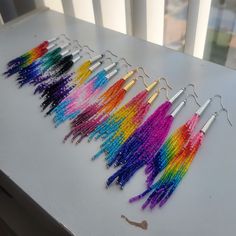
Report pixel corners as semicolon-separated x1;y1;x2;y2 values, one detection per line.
0;10;236;236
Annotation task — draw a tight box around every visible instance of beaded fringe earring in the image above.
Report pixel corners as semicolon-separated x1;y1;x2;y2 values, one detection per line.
90;81;163;164
63;71;138;143
33;48;85;95
106;88;199;189
129;108;232;210
144;95;223;187
107;86;189;169
41;59;117;114
51;58;122;126
4;37;58;77
17;43;70;88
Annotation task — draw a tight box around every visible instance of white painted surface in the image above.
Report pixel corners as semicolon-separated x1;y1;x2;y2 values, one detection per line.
0;10;236;236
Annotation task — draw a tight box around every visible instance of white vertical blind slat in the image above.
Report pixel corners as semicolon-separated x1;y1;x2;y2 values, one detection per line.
71;0;95;23
132;0;147;40
99;0;127;34
61;0;75;17
0;13;4;25
42;0;64;13
125;0;133;35
184;0;212;59
146;0;165;45
92;0;103;26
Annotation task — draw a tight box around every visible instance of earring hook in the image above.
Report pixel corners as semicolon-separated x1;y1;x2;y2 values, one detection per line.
184;94;201;107
184;83;198;98
216;108;233;127
136;67;150;79
102;57;113;64
158;77;172;90
136;75;148;87
71;40;82;49
210;94;225;110
102;50;118;58
58;34;71;43
81;51;92;59
117;57;132;67
81;45;94;53
158;87;169;100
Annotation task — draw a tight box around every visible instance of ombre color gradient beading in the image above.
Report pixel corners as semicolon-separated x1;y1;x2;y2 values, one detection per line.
145;113;200;187
129;131;204;209
90;90;151;165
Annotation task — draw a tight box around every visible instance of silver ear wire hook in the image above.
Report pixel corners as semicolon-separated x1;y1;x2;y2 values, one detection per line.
184;83;198;98
72;40;82;49
81;51;92;59
117;57;132;67
201;107;232;134
102;57;113;64
159;87;169;100
184;94;201;107
158;77;172;90
60;34;71;42
56;34;71;44
218;108;233;127
211;94;232;126
81;45;94;53
210;94;224;110
102;50;118;58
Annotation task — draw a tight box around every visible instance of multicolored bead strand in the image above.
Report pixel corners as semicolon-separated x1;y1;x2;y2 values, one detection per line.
4;39;56;77
129;132;203;209
105;95;189;189
89;81;159;166
52;63;116;126
63;71;137;143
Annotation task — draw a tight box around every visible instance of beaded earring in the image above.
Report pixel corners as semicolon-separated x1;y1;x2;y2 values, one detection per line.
63;69;139;142
33;45;94;95
40;57;117;114
90;79;171;166
17;43;71;88
129;107;232;210
4;34;70;77
107;85;195;169
51;57;129;126
72;50;117;87
106;86;199;189
145;94;224;187
4;38;56;77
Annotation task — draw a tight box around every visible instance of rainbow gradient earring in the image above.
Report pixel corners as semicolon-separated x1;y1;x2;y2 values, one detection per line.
129;107;232;210
90;79;171;166
51;56;122;126
63;69;139;143
145;94;225;187
55;57;131;119
4;36;58;77
106;87;199;189
17;42;71;88
40;57;117;114
107;84;196;169
33;45;92;95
